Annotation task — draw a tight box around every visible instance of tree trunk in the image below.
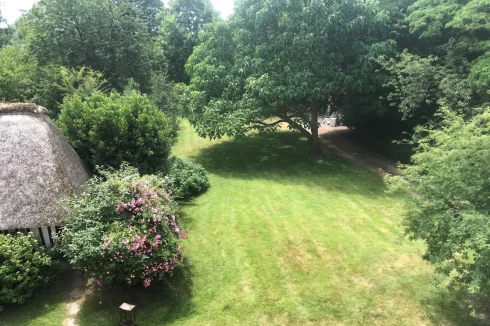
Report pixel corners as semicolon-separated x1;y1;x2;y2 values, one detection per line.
281;111;319;153
310;102;321;154
282;115;312;144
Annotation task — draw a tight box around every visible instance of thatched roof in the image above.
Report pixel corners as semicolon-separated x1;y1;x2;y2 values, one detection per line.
0;103;91;229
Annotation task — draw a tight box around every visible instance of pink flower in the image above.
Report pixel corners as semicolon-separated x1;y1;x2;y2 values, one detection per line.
103;238;113;249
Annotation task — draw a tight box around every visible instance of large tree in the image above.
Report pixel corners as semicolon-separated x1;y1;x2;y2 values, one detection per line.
130;0;164;35
382;0;490;296
386;103;490;295
185;0;395;152
377;0;489;140
399;0;490;103
159;0;216;83
0;45;62;113
21;0;157;92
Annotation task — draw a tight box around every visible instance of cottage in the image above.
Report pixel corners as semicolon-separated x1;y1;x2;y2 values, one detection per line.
0;103;90;246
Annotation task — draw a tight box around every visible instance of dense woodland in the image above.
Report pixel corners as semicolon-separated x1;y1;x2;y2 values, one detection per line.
1;0;490;311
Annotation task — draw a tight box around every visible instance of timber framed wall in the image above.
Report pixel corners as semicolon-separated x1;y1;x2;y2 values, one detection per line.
1;226;62;247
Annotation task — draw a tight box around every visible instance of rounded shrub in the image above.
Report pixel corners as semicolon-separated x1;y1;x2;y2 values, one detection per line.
168;157;210;199
0;233;53;306
57;91;175;174
59;164;187;288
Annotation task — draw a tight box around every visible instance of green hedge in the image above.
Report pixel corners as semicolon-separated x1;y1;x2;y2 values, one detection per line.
57;91;175;174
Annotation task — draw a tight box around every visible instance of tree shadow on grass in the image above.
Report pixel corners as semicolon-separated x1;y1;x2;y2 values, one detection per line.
187;131;390;198
77;262;194;326
1;270;74;326
183;130;490;325
422;288;490;326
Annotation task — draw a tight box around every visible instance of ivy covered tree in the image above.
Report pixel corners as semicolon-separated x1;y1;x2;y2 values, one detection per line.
185;0;395;152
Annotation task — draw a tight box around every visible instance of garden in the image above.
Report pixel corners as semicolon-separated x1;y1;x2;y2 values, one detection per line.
1;0;490;324
1;120;487;325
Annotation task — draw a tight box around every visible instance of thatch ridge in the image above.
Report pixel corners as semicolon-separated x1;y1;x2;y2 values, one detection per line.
0;103;47;114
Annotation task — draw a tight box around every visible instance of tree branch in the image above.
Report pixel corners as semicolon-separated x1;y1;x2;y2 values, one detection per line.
250;119;286;128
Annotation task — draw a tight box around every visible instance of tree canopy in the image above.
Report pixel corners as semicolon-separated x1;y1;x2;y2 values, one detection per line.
408;0;490;91
185;0;395;152
21;0;157;92
160;0;217;83
386;104;490;295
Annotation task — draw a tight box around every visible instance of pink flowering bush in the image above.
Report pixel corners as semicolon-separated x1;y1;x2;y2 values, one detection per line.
59;164;187;288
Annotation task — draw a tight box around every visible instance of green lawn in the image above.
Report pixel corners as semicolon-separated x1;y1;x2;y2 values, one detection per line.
1;271;74;326
76;120;483;325
2;120;484;325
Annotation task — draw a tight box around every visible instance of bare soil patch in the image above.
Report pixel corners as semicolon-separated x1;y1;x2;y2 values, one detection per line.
319;125;399;177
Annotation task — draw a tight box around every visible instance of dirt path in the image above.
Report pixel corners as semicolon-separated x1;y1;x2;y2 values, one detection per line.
62;271;86;326
318;125;399;177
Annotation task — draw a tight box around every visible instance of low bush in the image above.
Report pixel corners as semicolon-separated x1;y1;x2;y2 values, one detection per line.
57;91;175;174
168;157;210;199
59;164;187;288
57;66;108;100
0;233;53;306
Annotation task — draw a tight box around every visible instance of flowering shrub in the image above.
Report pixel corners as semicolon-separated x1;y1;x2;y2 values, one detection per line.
0;233;53;306
59;164;186;288
167;157;210;200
